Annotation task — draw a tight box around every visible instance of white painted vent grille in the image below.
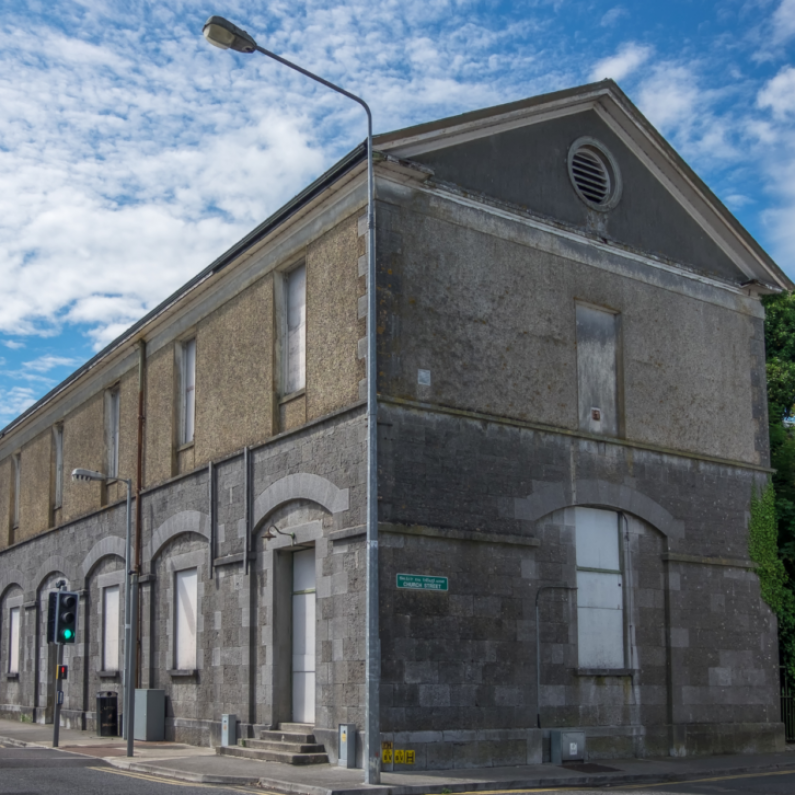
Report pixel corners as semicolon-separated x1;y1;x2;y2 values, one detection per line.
567;138;622;211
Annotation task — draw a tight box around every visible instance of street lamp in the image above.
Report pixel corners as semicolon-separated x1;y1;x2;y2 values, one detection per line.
72;468;136;758
202;16;381;783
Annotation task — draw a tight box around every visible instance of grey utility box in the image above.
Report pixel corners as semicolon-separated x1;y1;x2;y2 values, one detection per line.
221;714;237;747
550;729;586;764
134;689;165;741
338;723;356;768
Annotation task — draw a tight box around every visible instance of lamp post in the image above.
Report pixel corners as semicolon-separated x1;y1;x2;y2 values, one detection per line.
202;16;381;783
72;468;136;757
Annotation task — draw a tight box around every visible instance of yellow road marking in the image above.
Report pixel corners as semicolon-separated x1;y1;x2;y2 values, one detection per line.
427;766;795;795
613;766;795;789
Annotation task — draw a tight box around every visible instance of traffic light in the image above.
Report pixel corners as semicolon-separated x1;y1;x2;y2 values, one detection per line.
54;591;78;644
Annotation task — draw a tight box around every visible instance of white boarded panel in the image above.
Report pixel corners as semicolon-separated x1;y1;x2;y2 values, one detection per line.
103;586;120;672
286;265;306;394
292;548;315;723
577;606;625;668
293;548;315;593
175;568;198;670
575;507;620;570
292;671;315;724
576;572;623;609
8;607;20;674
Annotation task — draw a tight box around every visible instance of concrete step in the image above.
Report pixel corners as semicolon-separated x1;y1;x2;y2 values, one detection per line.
218;745;329;765
278;722;314;733
240;738;326;754
259;728;316;744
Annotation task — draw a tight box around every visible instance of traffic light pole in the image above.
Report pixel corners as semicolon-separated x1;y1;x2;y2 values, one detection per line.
52;643;64;747
125;572;138;758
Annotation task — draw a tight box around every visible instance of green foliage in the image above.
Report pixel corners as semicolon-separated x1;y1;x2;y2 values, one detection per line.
749;483;795;679
764;292;795;420
762;292;795;677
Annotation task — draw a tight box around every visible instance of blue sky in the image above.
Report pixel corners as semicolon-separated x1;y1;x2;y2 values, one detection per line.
1;0;795;426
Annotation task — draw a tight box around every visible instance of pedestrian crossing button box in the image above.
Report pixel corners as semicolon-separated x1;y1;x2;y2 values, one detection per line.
221;714;237;747
338;723;356;768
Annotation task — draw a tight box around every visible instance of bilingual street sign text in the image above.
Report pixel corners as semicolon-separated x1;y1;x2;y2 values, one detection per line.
396;574;448;592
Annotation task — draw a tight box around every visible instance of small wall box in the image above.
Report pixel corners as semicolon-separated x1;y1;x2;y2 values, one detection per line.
550;729;586;764
338;723;356;768
221;714;237;747
134;689;165;741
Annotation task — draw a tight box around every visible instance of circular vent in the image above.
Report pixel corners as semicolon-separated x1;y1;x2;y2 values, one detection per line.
567;138;622;211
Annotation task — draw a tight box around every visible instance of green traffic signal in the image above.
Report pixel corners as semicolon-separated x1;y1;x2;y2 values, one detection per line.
54;592;78;645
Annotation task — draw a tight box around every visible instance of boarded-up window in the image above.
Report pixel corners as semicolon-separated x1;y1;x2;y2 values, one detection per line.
8;607;20;674
53;426;64;510
285;265;306;395
575;507;624;669
106;388;120;478
576;304;619;436
102;586;120;672
12;454;20;530
175;568;197;670
182;338;197;444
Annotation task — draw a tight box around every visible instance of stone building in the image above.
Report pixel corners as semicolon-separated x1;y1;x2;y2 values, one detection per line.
0;80;791;768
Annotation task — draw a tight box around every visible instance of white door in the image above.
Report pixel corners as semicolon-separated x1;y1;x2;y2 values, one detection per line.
292;548;316;724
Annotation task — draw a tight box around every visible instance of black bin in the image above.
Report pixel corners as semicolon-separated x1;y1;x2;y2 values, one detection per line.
96;691;118;737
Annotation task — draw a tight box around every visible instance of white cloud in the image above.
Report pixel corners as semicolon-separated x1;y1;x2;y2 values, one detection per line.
758;66;795;118
21;355;81;374
772;0;795;44
636;64;700;132
600;7;627;27
589;43;652;83
2;341;24;349
0;386;37;426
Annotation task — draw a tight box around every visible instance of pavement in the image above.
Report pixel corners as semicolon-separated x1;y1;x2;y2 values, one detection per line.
2;718;795;795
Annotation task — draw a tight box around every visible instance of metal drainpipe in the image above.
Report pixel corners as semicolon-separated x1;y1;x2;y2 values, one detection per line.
135;340;145;687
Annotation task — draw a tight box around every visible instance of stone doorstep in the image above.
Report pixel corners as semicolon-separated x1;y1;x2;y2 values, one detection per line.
219;745;329;765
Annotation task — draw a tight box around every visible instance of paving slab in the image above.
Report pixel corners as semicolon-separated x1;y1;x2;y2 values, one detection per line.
2;718;795;795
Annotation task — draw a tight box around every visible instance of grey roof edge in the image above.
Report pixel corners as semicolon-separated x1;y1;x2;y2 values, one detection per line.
375;79;793;293
0;142;367;439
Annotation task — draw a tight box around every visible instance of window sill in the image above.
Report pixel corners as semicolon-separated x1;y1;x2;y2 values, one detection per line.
177;442;195;452
575;668;634;677
168;669;198;678
98;670;119;679
279;388;306;405
5;673;19;680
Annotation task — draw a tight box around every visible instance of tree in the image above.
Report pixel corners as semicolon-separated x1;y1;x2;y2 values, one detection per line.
762;292;795;675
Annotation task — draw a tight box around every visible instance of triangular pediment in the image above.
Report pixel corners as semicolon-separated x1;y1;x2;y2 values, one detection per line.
375;81;791;292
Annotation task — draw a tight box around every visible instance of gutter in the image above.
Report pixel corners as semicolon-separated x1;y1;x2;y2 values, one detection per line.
0;142;367;440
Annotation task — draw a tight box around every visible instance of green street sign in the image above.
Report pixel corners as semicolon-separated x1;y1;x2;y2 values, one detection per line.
396;574;449;592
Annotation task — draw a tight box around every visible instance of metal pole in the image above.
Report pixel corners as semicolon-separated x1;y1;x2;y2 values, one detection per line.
122;478;132;740
363;109;380;787
535;585;576;730
126;572;138;757
250;44;380;783
53;641;64;747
